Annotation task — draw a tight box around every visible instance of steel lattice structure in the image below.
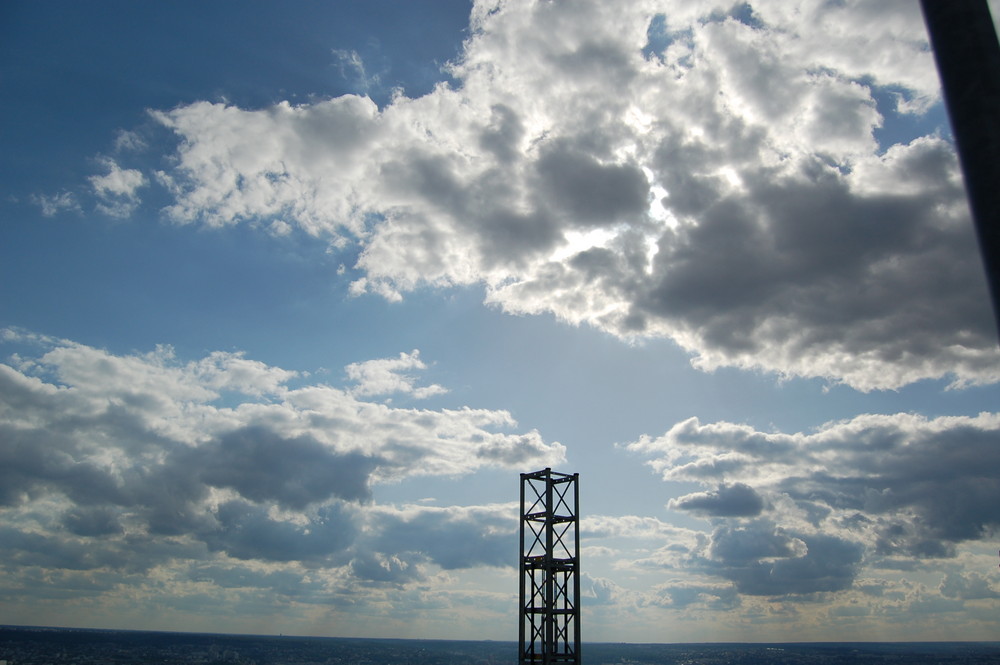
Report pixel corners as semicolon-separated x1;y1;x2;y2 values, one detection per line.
519;469;581;665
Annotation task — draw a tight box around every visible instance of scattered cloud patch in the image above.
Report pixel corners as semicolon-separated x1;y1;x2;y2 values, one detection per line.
113;129;147;153
345;349;447;399
32;191;81;217
88;157;147;218
332;48;381;96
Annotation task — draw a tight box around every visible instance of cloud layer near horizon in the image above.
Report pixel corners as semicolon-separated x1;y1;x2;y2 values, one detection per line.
73;0;1000;391
2;328;997;636
603;410;1000;635
0;329;562;610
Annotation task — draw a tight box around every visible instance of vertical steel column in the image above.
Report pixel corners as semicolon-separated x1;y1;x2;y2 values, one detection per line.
573;475;581;662
544;469;554;660
519;474;526;656
519;468;581;665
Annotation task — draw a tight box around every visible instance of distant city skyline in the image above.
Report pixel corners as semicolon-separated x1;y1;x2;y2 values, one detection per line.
2;0;1000;643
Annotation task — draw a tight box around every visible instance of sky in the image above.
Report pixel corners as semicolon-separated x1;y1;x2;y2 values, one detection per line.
2;0;1000;644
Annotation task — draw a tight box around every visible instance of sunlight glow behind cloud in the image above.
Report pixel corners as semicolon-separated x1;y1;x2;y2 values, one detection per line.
111;0;1000;390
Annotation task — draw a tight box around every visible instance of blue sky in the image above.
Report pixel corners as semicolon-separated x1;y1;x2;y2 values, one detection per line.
2;0;1000;643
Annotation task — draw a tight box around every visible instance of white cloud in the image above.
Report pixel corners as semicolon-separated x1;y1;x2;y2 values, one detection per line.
192;350;299;397
584;513;698;543
121;0;998;390
88;157;147;218
345;349;447;399
150;96;382;237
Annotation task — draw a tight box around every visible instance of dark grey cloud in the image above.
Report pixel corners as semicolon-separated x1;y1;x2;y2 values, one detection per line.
0;525;108;571
552;35;637;89
204;500;355;563
0;524;203;576
654;582;741;611
638;157;994;377
0;424;127;508
364;506;515;572
0;420;210;536
871;518;955;559
375;150;562;268
536;140;649;227
98;445;213;537
479;104;524;164
61;506;122;537
632;412;1000;606
0;425;67;506
635;413;1000;558
349;551;422;584
669;482;765;517
344;504;519;585
475;208;562;269
703;524;863;596
189;563;315;598
668;455;754;480
708;523;804;565
781;419;1000;554
196;426;377;508
939;572;1000;601
651;132;738;217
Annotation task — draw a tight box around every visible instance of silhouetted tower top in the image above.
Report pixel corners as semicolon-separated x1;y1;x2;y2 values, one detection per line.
519;469;581;665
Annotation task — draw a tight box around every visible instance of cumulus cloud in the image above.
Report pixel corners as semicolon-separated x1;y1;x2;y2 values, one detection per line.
628;411;1000;599
194;427;378;508
88;157;147;218
356;503;517;579
668;482;765;517
702;524;861;597
205;500;357;563
653;580;741;610
109;0;999;390
939;571;1000;601
345;349;447;399
581;574;624;606
0;329;563;609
